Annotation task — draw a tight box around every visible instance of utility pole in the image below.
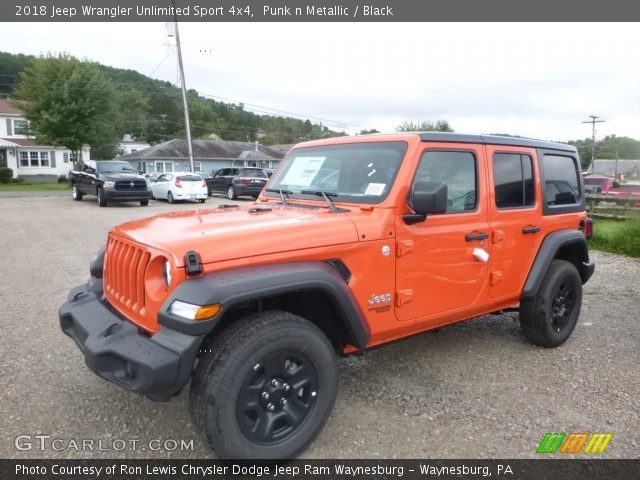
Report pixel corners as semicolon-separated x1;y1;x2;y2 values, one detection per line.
582;115;605;174
172;0;195;173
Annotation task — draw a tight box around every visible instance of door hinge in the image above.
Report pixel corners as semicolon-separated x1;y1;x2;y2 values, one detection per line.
396;240;414;257
395;289;413;306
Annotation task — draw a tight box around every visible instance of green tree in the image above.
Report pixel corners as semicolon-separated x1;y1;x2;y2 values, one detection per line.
14;53;119;163
395;120;454;132
359;129;380;135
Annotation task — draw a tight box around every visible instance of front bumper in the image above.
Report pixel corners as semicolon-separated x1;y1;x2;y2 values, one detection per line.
104;189;152;203
59;280;203;401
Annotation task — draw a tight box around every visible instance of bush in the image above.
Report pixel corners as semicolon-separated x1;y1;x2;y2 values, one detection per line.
57;174;68;183
0;167;13;184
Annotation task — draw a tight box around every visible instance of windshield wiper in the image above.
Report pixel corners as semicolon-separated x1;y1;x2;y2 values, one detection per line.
300;190;346;213
266;188;292;205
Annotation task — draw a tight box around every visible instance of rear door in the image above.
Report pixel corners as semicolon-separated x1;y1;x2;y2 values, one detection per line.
486;146;542;299
395;144;491;323
178;174;204;198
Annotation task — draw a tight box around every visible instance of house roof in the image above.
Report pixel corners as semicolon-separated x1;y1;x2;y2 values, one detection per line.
0;99;24;116
119;139;286;161
0;137;38;147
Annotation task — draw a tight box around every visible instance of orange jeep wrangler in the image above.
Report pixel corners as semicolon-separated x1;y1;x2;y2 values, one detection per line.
60;133;594;459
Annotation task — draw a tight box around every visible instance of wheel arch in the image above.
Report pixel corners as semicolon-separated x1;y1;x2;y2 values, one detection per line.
158;261;370;352
522;229;594;298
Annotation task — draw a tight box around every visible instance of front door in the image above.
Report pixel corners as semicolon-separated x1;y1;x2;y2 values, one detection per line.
395;144;491;324
0;149;7;168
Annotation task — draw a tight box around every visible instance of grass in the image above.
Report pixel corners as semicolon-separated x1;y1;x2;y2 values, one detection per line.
0;182;70;192
589;218;640;258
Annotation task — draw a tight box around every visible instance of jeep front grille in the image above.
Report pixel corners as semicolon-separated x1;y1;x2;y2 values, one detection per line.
104;236;150;316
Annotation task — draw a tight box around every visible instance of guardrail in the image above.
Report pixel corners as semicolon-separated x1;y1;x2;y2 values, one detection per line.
586;194;640;221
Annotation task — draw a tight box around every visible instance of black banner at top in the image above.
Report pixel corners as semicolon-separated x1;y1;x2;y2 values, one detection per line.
3;0;640;22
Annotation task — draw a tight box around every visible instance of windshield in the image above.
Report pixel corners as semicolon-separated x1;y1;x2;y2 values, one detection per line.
97;162;137;174
268;141;407;204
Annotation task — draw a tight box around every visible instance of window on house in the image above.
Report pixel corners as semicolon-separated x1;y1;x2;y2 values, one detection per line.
193;162;201;172
40;152;49;167
13;120;28;135
63;153;69;163
30;151;39;167
156;162;164;173
20;151;29;167
493;153;534;208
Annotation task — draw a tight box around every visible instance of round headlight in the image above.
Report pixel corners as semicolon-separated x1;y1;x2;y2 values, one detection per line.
163;259;172;287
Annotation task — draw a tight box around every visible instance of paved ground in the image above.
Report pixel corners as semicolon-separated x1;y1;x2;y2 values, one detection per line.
0;195;638;459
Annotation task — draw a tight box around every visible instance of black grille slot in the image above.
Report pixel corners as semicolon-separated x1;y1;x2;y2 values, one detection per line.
115;180;147;191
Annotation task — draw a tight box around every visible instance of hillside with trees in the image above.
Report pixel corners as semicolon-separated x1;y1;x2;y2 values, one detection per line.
0;51;346;158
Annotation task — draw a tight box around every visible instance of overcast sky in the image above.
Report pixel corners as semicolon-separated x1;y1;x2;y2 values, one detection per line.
1;22;638;141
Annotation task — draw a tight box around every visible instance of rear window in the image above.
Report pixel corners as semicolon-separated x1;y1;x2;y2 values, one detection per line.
239;169;267;178
177;175;202;181
542;155;581;206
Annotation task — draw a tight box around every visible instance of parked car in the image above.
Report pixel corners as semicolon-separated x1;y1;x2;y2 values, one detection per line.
206;167;268;199
69;160;152;207
150;172;208;204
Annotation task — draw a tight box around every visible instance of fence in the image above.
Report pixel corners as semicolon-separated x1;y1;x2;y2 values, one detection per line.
586;194;640;221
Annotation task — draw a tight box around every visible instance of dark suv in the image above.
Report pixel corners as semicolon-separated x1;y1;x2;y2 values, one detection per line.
206;167;268;199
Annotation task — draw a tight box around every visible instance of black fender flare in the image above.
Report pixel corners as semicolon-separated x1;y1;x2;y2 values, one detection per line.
522;230;594;298
158;261;370;350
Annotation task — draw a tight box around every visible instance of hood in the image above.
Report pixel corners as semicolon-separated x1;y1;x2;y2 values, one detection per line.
101;173;144;181
111;205;359;266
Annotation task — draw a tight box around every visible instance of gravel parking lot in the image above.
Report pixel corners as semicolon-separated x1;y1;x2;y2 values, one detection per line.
0;195;638;459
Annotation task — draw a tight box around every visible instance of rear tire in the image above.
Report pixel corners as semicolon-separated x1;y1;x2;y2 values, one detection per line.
97;187;107;207
199;199;206;203
71;184;83;201
227;185;237;200
140;200;149;206
520;259;582;347
190;311;337;460
167;191;175;204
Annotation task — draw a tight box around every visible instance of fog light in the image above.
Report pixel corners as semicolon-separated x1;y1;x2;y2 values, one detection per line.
170;300;221;321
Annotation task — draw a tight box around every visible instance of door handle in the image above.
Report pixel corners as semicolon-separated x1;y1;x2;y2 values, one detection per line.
522;225;541;234
465;232;489;241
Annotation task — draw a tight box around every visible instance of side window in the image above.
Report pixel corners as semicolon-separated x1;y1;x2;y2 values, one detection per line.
493;153;534;209
542;155;581;206
414;150;477;213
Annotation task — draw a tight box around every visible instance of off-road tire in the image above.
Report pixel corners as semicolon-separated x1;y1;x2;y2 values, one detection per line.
97;187;107;207
71;184;83;201
520;259;582;347
227;185;237;200
190;311;337;460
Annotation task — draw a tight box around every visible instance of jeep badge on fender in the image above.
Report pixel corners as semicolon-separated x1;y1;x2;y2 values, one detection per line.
59;133;594;460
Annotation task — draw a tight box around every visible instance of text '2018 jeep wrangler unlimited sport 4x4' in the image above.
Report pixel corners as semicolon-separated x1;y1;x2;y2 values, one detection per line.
60;133;594;460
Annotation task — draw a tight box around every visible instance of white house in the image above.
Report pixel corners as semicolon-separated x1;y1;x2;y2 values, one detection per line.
0;98;90;181
115;134;150;158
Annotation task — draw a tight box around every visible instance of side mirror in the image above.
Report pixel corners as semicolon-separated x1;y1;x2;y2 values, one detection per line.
404;181;447;225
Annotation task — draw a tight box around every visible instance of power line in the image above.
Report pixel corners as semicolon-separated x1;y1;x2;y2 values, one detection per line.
582;115;605;173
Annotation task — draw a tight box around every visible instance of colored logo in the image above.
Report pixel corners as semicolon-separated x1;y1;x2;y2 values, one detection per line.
536;432;612;454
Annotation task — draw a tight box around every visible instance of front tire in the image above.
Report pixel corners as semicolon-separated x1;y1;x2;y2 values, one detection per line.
97;187;107;207
520;259;582;347
227;185;237;200
71;184;83;201
140;200;149;206
190;311;337;460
